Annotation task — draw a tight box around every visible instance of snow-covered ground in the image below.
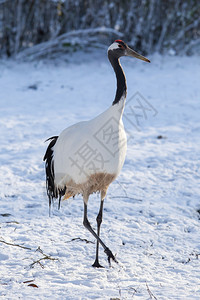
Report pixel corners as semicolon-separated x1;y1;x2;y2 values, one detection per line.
0;50;200;299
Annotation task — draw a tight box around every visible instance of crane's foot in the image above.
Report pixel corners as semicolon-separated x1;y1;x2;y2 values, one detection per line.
92;259;104;268
104;247;118;266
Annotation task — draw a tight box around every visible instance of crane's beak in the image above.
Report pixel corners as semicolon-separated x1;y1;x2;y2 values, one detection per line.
126;47;150;63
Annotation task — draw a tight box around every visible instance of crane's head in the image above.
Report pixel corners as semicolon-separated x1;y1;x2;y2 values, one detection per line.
108;40;150;63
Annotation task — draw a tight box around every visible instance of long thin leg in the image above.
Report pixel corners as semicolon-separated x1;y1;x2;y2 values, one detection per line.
92;199;104;268
83;194;117;267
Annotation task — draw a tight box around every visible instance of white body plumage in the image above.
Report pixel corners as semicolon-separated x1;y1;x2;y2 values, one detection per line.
53;97;127;199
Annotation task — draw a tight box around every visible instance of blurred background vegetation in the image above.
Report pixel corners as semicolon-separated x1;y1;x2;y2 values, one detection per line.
0;0;200;58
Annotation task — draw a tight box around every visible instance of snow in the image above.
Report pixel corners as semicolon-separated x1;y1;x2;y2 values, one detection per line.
0;51;200;299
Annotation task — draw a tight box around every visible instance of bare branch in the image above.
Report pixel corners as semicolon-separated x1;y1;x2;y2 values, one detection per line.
0;239;31;250
66;237;95;244
146;282;158;300
29;247;59;269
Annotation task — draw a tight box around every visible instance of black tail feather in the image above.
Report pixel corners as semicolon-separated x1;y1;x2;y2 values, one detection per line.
43;136;65;211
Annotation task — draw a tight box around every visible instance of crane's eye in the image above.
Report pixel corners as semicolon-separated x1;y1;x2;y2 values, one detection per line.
118;44;123;48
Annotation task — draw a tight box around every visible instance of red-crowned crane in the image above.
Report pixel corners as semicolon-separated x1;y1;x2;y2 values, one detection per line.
44;40;150;268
